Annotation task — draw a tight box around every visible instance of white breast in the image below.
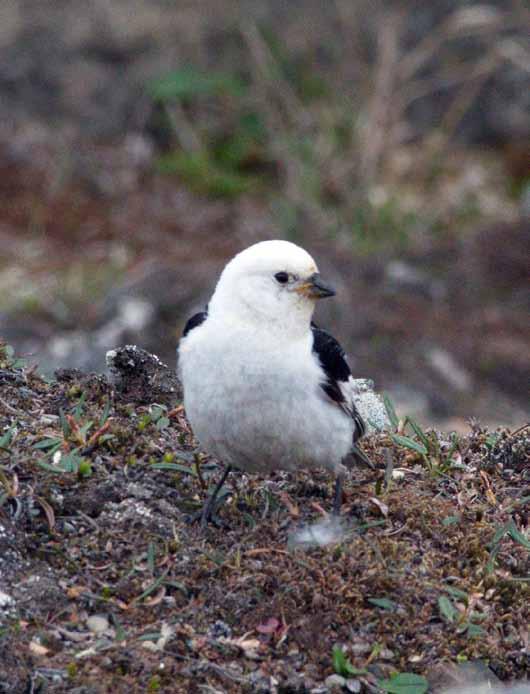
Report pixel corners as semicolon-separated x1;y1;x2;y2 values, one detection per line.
178;319;354;475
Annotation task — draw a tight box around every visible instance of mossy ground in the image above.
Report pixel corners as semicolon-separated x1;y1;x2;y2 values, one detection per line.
0;350;528;693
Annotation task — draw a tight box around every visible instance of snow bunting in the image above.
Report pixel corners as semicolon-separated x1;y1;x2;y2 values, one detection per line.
178;240;368;525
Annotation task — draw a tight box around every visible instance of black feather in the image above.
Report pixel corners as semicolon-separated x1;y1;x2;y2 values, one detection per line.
183;310;208;337
311;323;366;442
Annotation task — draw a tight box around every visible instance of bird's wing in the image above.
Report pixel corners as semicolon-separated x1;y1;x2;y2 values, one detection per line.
311;323;366;442
182;309;208;337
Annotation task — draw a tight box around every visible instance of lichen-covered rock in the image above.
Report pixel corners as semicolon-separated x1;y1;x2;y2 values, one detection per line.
351;379;391;432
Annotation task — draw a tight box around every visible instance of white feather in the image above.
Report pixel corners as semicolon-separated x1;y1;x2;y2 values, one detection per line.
178;240;356;476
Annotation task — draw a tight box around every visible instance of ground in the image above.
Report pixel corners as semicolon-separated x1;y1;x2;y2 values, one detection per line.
0;344;528;693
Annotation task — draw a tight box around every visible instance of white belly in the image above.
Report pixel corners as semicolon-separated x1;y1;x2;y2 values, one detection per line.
179;327;353;475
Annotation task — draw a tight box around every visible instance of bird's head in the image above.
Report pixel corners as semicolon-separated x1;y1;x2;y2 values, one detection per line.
208;240;335;334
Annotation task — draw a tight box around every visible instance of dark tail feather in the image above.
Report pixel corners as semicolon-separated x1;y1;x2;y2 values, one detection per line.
344;444;375;470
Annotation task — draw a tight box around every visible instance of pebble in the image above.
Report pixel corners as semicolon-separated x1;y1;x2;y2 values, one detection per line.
86;615;109;634
325;674;347;689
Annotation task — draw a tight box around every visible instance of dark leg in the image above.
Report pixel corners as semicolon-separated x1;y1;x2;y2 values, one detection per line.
200;465;232;528
333;475;343;516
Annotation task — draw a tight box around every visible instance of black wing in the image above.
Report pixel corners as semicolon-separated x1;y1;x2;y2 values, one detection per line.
182;310;208;337
311;323;366;441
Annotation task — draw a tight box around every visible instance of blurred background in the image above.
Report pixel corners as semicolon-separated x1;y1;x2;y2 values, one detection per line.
0;0;528;430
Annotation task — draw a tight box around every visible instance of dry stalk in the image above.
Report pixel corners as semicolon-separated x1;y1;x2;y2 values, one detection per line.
359;9;404;186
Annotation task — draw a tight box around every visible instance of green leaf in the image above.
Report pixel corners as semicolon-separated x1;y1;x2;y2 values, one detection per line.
0;427;15;451
150;405;166;422
78;421;94;439
156;417;170;431
111;614;127;642
443;586;468;601
73;391;86;421
489;520;511;548
151;462;196;475
390;434;428;456
368;598;398;612
442;515;460;526
33;438;62;450
485;433;499;448
438;595;458;623
60;451;82;473
383;394;399;429
406;418;430;450
378;672;429;694
331;645;366;677
99;398;112;427
77;460;92;477
59;408;70;438
137;632;163;642
507;520;530;550
163;580;188;596
465;622;485;638
135;570;169;602
37;460;65;474
147;68;245;102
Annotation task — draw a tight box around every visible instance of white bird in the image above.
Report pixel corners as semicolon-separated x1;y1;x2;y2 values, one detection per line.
178;240;369;526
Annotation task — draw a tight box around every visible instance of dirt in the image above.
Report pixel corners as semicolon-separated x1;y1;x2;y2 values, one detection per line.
0;344;528;693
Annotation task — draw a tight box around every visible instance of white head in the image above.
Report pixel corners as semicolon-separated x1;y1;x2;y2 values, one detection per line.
208;240;335;335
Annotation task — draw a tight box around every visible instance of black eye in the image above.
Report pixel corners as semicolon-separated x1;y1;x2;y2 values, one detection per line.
274;272;289;284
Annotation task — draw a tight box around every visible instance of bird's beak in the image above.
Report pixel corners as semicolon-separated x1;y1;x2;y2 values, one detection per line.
295;273;336;299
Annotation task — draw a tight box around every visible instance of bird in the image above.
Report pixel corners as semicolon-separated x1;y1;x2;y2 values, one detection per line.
177;240;369;526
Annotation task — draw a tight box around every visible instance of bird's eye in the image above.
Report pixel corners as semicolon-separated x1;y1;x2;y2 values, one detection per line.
274;272;289;284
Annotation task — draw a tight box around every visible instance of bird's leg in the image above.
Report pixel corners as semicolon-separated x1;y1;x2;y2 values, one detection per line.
200;465;232;528
333;474;344;516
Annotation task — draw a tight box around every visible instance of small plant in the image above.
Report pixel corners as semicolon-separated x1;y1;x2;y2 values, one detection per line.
137;404;171;432
33;399;114;477
0;426;15;454
331;645;366;677
486;518;530;574
0;427;17;504
437;588;487;638
384;394;462;472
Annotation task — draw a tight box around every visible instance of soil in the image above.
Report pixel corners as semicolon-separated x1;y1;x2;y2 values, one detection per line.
0;345;528;693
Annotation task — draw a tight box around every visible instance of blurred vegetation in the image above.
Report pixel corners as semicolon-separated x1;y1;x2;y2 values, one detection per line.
144;10;524;253
146;61;423;252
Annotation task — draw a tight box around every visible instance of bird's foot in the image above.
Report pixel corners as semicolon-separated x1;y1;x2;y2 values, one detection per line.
186;505;227;529
186;492;230;528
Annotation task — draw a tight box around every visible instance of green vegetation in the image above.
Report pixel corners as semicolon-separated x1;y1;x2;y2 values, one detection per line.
378;673;429;694
144;18;517;255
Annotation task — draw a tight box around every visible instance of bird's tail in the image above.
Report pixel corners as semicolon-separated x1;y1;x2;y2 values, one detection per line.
344;444;375;470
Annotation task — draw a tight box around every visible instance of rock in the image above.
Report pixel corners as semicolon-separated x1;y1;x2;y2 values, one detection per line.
325;674;347;690
86;615;109;635
351;379;390;431
106;345;181;405
208;620;232;639
0;591;16;620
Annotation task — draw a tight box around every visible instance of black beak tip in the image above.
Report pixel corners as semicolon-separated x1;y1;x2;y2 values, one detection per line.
310;273;336;298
